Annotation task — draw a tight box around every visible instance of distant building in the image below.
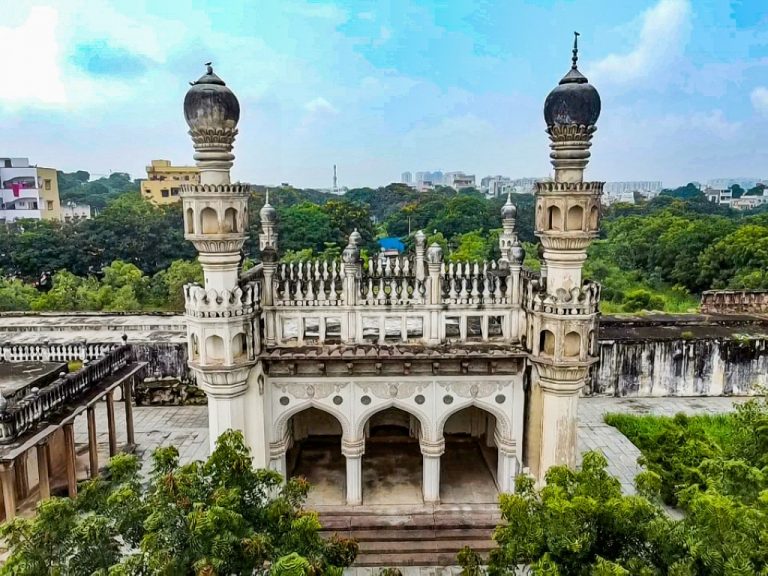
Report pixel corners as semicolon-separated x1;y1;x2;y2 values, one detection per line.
604;181;662;199
61;202;92;221
444;171;475;190
708;178;763;191
401;171;412;184
705;187;732;205
0;158;61;222
731;193;768;211
601;192;635;206
141;160;199;205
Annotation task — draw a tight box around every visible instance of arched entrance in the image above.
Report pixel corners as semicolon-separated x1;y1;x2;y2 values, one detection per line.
285;407;345;506
440;406;499;503
361;407;423;505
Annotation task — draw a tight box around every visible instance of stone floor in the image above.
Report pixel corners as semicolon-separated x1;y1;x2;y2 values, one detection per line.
289;435;499;506
73;395;747;495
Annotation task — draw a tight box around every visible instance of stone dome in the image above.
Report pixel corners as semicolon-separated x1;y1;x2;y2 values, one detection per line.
349;228;362;246
501;195;516;219
543;35;601;127
260;203;276;223
184;63;240;131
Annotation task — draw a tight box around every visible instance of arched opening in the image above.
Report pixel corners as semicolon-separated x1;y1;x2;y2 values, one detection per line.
564;331;581;358
223;207;238;233
190;333;200;360
539;329;556;356
205;335;225;364
440;406;499;503
362;407;423;505
285;407;344;506
232;332;247;360
185;207;195;234
200;207;219;234
589;205;599;230
547;205;562;231
566;205;584;231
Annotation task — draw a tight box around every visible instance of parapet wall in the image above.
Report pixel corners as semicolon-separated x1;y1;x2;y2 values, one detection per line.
592;313;768;396
701;290;768;315
0;312;766;399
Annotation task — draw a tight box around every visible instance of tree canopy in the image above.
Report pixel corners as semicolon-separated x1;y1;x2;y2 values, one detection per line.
0;430;357;575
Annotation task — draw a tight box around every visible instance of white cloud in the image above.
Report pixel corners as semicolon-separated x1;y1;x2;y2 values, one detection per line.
589;0;692;85
304;97;338;115
0;7;66;105
751;86;768;116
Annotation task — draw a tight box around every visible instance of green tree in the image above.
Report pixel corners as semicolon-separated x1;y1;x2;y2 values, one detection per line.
278;203;333;254
468;452;686;575
449;230;492;262
0;279;37;311
0;431;357;575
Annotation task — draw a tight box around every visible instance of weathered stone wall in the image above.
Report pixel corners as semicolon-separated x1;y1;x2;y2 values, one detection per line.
701;290;768;315
591;314;768;397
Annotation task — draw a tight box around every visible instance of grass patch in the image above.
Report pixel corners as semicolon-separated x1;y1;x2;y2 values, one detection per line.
605;412;735;451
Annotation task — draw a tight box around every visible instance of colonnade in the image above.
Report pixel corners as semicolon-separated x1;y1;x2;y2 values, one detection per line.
269;406;521;506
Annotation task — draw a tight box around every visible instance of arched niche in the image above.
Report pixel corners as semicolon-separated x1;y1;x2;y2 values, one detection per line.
205;334;225;363
589;205;599;230
539;329;556;356
564;331;581;358
547;205;562;231
232;332;247;360
566;205;584;231
185;207;195;234
223;207;238;233
200;207;219;235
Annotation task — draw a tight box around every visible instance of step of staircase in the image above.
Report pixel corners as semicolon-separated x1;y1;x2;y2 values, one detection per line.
320;509;499;568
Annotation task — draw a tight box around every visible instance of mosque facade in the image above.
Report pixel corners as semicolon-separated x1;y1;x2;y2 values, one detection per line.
180;41;602;506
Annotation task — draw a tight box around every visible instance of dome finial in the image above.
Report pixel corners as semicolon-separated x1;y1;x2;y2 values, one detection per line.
206;61;213;75
572;32;580;70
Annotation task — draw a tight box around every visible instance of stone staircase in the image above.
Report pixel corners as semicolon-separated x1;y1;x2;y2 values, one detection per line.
319;505;500;567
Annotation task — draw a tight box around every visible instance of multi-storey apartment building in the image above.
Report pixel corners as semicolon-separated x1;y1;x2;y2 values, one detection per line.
140;159;200;205
0;158;61;222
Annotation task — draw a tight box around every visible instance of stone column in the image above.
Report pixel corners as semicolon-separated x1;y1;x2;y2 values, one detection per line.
36;442;50;500
526;364;586;478
262;258;278;346
420;438;444;504
269;433;290;479
426;243;443;345
196;367;251;452
414;230;426;282
342;438;364;506
494;433;519;493
0;462;16;521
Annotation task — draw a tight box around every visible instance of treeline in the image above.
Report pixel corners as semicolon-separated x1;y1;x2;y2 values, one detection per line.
3;175;768;313
591;186;768;312
0;260;201;312
57;170;140;210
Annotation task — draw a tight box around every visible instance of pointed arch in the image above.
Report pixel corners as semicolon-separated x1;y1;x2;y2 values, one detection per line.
273;400;351;443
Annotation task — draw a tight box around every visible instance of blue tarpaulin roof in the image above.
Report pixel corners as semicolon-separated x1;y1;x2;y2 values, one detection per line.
379;237;405;252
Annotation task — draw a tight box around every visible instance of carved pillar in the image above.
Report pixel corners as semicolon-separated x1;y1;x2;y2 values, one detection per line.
36;442;50;500
420;438;444;504
262;257;278;346
106;390;117;457
63;423;77;498
87;406;99;478
342;438;365;506
426;243;443;345
414;230;426;282
494;433;519;493
197;367;251;452
0;462;16;521
124;378;135;446
269;432;290;479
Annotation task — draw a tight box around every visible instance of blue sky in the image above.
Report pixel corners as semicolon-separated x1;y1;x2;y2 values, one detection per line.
2;0;767;188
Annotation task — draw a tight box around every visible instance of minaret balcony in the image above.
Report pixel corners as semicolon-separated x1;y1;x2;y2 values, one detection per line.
184;283;259;319
186;234;247;254
536;231;597;251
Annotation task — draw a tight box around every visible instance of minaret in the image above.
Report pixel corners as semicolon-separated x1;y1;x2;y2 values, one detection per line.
181;64;257;452
526;34;602;479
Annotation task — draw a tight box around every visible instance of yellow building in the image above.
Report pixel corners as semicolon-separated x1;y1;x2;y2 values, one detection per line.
37;167;62;221
140;159;200;205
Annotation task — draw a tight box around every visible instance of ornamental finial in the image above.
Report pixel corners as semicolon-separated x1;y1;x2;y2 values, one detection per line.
572;31;580;69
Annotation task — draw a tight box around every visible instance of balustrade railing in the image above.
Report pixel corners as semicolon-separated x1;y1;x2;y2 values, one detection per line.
0;342;117;363
0;345;133;444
